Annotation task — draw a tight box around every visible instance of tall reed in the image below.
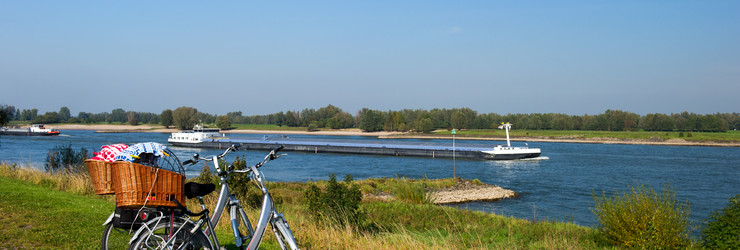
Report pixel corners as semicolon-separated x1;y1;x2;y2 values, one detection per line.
391;178;433;204
0;162;94;195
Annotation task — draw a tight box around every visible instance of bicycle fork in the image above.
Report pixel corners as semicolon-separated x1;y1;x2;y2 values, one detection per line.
228;194;254;248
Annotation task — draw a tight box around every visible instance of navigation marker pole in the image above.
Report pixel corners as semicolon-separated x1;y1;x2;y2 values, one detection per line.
452;128;456;179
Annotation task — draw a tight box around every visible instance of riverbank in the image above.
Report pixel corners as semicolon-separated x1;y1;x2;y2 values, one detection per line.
51;124;740;147
383;133;740;147
0;163;600;249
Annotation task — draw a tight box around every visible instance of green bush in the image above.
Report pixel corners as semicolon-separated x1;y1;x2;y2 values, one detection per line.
304;174;368;229
194;164;218;185
192;157;262;208
592;184;692;248
224;157;262;208
44;144;89;173
701;194;740;249
307;122;319;132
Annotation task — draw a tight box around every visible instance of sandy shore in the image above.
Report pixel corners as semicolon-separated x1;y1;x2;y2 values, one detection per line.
52;124;401;136
51;124;739;147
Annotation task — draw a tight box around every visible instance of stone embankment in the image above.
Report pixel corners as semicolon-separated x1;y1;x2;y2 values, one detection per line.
364;179;517;204
430;179;517;204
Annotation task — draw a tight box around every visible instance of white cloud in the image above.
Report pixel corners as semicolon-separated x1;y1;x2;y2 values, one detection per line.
448;26;462;34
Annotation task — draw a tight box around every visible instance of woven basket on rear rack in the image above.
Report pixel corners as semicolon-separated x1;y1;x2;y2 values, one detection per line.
85;159;115;195
112;161;186;208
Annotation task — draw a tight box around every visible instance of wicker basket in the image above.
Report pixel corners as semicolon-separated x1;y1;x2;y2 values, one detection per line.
85;159;115;195
112;161;186;208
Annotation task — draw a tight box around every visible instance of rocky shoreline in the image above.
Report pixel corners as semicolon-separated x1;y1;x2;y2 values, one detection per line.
364;179;518;205
430;179;517;204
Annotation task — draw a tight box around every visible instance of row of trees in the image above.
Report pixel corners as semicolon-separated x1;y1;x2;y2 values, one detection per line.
2;104;738;132
230;107;737;133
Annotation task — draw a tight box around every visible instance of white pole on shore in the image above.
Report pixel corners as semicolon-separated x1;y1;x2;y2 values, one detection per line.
452;128;456;179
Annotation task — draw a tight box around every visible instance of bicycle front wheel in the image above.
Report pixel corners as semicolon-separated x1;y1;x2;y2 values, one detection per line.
129;220;213;250
272;219;298;250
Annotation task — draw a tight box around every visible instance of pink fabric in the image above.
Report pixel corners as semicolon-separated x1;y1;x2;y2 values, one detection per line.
91;144;129;162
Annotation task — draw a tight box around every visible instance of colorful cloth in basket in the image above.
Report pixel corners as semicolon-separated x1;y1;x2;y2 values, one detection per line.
114;142;168;162
90;144;129;162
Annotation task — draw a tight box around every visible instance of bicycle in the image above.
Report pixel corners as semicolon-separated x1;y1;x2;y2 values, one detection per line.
127;145;299;249
100;145;188;250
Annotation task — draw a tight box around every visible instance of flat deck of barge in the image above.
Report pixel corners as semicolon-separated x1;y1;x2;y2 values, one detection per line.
170;137;498;159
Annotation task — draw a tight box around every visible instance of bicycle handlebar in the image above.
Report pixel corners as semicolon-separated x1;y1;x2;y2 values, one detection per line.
182;144;285;175
228;146;285;175
182;144;240;166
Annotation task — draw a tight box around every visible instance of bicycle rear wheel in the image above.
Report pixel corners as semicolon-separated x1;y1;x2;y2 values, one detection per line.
102;223;133;249
272;219;298;250
129;219;213;250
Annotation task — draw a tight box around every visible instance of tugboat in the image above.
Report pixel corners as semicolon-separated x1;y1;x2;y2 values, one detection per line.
0;124;61;136
480;122;541;160
168;124;226;146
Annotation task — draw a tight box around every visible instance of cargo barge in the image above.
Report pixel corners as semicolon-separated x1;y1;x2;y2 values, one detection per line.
168;125;541;160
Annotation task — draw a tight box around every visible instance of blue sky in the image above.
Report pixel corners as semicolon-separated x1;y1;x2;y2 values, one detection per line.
2;1;738;116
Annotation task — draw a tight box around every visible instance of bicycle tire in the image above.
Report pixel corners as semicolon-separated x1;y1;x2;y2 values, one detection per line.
129;219;213;250
101;223;134;249
272;219;298;250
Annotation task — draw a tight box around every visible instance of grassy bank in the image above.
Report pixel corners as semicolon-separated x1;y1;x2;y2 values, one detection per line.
431;129;740;143
0;175;113;249
0;163;611;249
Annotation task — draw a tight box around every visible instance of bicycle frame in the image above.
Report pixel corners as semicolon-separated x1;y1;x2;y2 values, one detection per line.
129;146;297;249
208;156;287;249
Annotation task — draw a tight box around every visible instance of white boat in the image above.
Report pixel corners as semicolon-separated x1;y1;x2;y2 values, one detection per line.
480;123;541;160
168;124;226;146
0;124;61;136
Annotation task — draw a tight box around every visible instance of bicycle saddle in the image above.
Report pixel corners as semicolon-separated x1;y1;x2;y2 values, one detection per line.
184;182;216;199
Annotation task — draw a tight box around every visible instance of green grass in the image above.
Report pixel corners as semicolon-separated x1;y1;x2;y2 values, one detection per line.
0;163;653;249
363;201;602;249
0;176;113;249
433;129;740;143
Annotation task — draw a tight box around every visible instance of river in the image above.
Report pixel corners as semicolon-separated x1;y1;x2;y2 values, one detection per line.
1;130;738;230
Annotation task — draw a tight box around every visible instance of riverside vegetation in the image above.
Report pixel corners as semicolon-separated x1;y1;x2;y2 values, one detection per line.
1;146;738;249
2;104;738;134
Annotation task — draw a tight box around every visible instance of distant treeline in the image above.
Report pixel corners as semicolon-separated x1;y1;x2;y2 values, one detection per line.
1;104;737;133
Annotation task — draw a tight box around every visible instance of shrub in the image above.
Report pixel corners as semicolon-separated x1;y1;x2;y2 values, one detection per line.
307;122;319;132
194;164;218;185
701;194;740;249
224;157;262;208
304;174;367;229
592;184;692;248
44;144;89;173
